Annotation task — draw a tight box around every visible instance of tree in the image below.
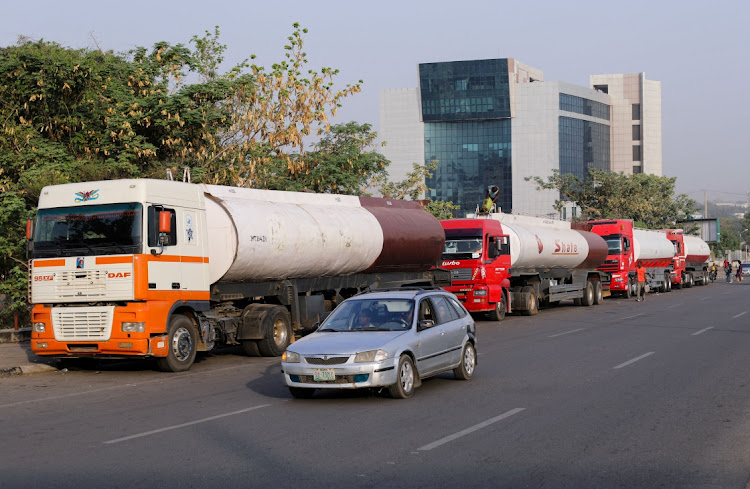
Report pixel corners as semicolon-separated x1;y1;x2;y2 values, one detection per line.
526;169;697;228
423;200;461;220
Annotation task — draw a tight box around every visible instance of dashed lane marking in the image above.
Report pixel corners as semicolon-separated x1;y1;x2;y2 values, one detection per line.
417;408;525;451
692;327;713;336
613;352;655;369
548;328;585;338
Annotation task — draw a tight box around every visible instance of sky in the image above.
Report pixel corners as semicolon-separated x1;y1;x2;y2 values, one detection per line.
3;0;748;204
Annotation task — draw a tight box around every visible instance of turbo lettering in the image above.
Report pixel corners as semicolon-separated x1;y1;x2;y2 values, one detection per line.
442;261;461;266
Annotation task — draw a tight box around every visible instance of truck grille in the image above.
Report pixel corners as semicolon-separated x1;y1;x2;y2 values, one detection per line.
450;268;473;281
52;306;114;341
598;260;619;273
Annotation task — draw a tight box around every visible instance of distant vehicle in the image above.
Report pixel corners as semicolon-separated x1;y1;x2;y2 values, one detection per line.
742;263;750;277
281;288;477;399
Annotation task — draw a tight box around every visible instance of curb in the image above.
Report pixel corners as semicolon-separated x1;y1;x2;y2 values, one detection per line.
0;363;58;378
0;328;31;343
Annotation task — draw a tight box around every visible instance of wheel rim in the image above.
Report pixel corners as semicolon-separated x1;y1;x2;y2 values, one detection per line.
464;345;476;375
399;360;414;393
272;317;289;348
171;326;193;362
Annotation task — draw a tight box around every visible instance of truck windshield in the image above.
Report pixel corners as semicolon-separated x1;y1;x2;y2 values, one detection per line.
32;203;143;258
442;238;483;259
602;234;623;255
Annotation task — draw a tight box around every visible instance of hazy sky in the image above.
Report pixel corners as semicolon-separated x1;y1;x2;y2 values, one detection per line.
3;0;748;203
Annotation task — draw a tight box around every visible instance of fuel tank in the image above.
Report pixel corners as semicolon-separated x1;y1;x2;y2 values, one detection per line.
683;235;710;264
633;229;675;265
488;213;608;271
203;185;444;284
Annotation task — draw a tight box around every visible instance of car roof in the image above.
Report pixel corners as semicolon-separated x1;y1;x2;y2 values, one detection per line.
351;287;449;301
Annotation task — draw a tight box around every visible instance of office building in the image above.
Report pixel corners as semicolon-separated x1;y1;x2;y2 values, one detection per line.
379;58;662;217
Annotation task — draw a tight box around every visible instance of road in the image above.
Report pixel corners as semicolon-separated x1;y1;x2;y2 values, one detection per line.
2;280;749;488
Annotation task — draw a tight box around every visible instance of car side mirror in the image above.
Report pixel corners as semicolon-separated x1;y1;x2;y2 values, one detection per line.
418;319;435;330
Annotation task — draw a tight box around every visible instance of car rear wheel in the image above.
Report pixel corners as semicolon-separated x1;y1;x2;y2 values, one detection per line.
388;355;416;399
453;343;476;380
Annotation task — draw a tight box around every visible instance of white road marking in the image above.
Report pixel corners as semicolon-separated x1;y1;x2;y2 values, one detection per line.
104;404;271;444
613;352;655;369
732;311;747;319
692;327;713;336
667;303;682;309
417;408;525;451
548;328;584;338
621;313;645;320
699;297;710;301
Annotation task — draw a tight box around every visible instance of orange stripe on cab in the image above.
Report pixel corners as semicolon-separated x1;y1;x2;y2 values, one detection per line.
34;259;65;267
96;256;134;265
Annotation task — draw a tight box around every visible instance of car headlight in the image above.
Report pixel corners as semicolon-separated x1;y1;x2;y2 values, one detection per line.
33;322;46;333
122;322;145;332
282;350;300;363
354;349;389;363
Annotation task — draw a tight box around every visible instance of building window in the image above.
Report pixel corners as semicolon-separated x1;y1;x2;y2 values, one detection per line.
633;165;643;174
633;145;642;161
632;103;641;120
559;93;610;121
593;84;608;94
632;125;641;141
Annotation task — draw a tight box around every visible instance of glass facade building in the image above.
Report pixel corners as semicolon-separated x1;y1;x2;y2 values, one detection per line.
558;93;611;181
419;59;513;215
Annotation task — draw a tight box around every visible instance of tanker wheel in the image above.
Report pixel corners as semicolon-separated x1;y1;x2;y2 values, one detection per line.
489;293;507;321
257;306;292;357
665;276;672;292
156;314;197;372
520;286;538;316
593;280;603;305
685;274;694;288
581;281;595;306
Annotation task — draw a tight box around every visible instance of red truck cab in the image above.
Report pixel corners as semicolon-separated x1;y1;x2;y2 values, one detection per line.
662;229;686;287
440;219;511;320
587;219;635;295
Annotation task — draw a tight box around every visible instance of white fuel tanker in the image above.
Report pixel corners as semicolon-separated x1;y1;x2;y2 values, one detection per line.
27;179;448;371
441;212;608;318
661;229;711;288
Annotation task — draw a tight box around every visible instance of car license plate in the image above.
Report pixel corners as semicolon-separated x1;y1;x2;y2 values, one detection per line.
313;368;336;381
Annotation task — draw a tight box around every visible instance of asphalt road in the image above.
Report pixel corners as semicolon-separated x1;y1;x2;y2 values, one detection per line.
2;280;749;488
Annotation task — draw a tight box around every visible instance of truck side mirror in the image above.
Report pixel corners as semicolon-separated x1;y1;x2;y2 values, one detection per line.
159;211;172;233
26;219;34;240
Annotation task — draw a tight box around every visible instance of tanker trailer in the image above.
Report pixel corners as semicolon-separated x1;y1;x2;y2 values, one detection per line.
663;229;711;287
28;179;448;371
633;228;676;293
486;213;608;314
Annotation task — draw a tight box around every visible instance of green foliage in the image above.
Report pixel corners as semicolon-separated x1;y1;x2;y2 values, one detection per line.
526;169;697;228
256;122;388;194
378;160;437;201
423;200;460;220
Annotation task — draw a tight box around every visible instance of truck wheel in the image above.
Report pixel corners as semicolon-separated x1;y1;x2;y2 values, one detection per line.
388;355;416;399
241;340;260;356
581;281;594;306
257;306;292;357
520;286;538;316
489;293;507;321
156;314;197;372
593;280;603;305
685;274;693;288
453;342;476;380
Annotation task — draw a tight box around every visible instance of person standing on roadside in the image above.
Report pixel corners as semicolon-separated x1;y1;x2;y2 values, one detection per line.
736;260;743;283
726;261;733;283
636;261;647;302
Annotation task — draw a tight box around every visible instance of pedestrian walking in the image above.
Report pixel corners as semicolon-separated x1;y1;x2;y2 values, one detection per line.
726;261;733;283
736;260;743;283
635;261;647;302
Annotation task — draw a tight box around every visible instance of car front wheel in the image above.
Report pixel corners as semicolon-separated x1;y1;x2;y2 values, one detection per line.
453;343;476;380
388;355;416;399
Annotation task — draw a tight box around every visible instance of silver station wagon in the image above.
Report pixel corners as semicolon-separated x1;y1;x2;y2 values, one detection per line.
281;288;477;399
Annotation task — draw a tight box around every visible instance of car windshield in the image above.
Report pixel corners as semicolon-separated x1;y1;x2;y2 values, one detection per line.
318;298;415;332
32;203;143;258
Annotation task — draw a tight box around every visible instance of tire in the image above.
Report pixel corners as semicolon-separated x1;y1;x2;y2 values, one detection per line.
257;306;293;357
488;292;506;321
453;343;476;380
388;355;416;399
156;314;197;372
520;286;538;316
686;274;694;288
289;387;315;399
241;340;260;356
581;281;594;306
593;280;603;305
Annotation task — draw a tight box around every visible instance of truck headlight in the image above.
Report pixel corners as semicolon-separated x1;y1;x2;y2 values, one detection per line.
33;322;46;333
282;351;300;363
354;349;389;363
473;289;488;296
122;322;145;332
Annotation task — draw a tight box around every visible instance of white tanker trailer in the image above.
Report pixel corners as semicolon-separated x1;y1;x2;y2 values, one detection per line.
486;213;608;313
27;179;449;371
